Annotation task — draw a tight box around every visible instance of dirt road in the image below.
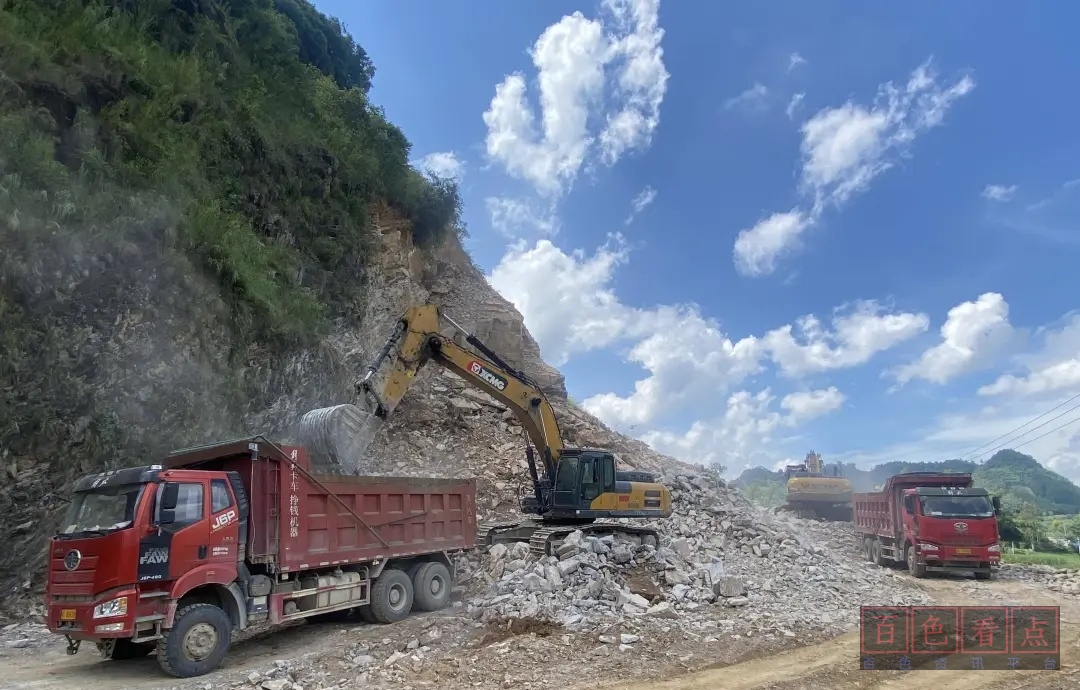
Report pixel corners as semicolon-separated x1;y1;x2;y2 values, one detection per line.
583;576;1080;690
4;575;1077;690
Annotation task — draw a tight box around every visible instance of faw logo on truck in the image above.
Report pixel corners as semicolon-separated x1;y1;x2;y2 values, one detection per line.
139;547;169;566
468;360;507;392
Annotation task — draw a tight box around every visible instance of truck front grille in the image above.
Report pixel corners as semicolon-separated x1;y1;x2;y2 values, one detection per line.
938;536;986;546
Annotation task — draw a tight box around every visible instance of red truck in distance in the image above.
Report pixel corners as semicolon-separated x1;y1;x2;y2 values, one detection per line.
853;472;1002;580
44;437;477;678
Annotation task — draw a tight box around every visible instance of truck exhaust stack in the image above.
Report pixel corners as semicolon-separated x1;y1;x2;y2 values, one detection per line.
293;403;384;474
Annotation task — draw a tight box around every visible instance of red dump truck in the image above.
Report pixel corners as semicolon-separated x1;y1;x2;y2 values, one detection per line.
44;436;477;678
854;472;1002;580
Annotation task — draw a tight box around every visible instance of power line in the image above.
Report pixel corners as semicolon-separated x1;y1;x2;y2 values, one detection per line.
968;399;1080;463
959;391;1080;460
992;414;1080;456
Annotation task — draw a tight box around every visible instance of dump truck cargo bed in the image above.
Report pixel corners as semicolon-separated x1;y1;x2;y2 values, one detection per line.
164;439;477;572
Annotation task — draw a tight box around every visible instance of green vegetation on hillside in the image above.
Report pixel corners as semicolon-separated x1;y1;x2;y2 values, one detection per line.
0;0;463;342
735;450;1080;516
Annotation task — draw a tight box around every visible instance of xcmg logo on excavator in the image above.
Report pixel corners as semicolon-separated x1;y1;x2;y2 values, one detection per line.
468;360;507;391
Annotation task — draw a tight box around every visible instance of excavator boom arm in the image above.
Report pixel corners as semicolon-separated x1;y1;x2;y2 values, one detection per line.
359;305;565;472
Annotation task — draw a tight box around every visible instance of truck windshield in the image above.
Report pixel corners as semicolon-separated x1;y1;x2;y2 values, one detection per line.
920;495;993;518
58;483;146;537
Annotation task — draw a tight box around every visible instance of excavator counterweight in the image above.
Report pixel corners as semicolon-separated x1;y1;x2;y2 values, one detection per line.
294;304;674;556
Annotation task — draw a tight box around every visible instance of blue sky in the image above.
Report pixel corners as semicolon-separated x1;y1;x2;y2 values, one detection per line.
317;0;1080;480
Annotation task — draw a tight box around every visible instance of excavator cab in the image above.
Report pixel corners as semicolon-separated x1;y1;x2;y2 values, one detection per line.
518;448;663;519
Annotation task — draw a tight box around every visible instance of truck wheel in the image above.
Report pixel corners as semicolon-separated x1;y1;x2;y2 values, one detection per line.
906;545;926;578
156;603;233;678
974;569;992;581
412;562;451;612
863;539;874;562
369;568;414;624
872;541;888;567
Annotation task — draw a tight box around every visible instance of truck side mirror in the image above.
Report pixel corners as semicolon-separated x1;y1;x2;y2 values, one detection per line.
158;483;180;525
992;496;1002;516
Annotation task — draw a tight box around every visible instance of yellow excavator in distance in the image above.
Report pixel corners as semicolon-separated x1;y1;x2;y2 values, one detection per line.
295;304;673;556
777;451;853;521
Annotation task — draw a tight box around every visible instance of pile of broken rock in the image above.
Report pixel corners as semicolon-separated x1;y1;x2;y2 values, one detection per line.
459;472;934;641
999;563;1080;597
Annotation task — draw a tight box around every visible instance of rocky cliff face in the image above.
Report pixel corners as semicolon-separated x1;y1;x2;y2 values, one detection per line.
0;204;678;616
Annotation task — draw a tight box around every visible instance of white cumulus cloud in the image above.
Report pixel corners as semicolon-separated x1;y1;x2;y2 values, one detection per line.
486;197;560;239
482;0;669;198
733;209;812;277
640;386;844;471
979;313;1080;398
982;184;1017;202
581;306;764;428
733;59;975;276
413;151;464;179
487;236;909;455
786;92;805;120
487;235;632;366
891;292;1018;385
764;301;930;377
781;386;846;423
723;83;770;113
624;184;657;224
799;61;975;210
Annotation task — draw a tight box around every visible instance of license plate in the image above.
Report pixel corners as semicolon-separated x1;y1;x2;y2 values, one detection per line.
955;548;971;554
60;609;76;621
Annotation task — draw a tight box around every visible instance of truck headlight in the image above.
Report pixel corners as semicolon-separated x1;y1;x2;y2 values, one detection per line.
917;543;938;551
93;597;128;619
987;544;1001;553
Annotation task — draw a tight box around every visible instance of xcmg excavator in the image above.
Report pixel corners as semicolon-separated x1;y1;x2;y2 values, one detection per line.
294;304;673;556
777;450;854;521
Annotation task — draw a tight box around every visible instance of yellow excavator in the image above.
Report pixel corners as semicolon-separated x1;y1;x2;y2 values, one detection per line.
778;451;853;521
295;304;673;556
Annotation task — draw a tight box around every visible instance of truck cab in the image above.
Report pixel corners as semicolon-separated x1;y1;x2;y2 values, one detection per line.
47;463;247;663
901;485;1002;574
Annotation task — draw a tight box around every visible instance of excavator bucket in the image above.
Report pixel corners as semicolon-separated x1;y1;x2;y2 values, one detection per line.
293;403;384;474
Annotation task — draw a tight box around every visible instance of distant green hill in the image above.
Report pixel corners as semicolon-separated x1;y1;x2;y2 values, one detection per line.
734;450;1080;515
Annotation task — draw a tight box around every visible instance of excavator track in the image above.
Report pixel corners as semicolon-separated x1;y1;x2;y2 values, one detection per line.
475;520;530;549
476;520;661;557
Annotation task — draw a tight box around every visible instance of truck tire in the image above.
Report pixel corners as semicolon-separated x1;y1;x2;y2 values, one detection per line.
906;545;927;579
974;569;992;581
863;538;874;563
412;562;451;612
156;603;233;678
369;568;414;624
872;541;888;567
